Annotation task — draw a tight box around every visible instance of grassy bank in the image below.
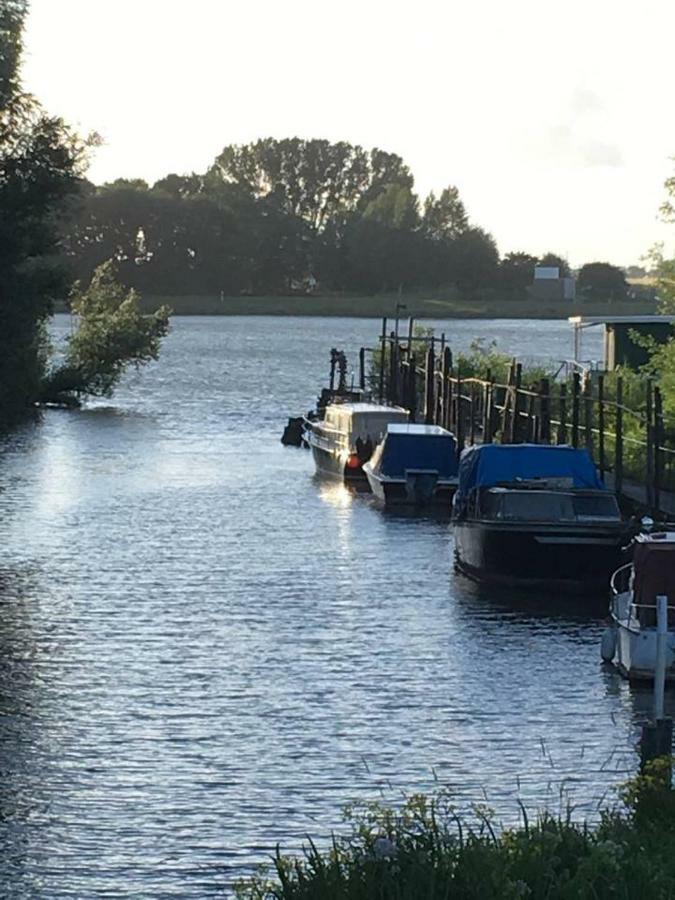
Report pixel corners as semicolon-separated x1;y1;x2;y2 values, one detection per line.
236;761;675;899
137;292;659;319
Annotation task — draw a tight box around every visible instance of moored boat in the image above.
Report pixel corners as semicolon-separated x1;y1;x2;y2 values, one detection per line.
452;443;630;592
603;532;675;681
363;424;459;507
305;402;409;482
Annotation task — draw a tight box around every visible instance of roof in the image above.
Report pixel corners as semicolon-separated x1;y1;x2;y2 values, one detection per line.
330;402;409;415
569;316;675;328
387;424;452;436
455;443;604;502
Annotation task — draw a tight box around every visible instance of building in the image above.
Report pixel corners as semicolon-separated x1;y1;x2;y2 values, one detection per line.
529;266;576;301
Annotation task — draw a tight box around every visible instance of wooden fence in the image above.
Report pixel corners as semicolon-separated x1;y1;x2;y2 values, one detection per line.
358;321;675;516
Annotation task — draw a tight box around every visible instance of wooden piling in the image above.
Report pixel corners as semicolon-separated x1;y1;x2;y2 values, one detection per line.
571;372;580;449
655;386;664;513
442;347;451;431
646;379;655;511
378;317;387;403
359;347;365;392
615;375;624;496
469;383;477;445
424;340;435;425
598;374;605;475
539;378;551;444
584;376;593;454
456;371;464;456
508;362;522;444
558;383;567;444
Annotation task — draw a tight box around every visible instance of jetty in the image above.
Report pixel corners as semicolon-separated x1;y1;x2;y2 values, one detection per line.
349;316;675;519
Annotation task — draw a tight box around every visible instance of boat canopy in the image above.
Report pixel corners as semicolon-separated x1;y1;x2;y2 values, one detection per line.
634;534;675;615
372;424;458;478
455;443;604;502
324;403;409;442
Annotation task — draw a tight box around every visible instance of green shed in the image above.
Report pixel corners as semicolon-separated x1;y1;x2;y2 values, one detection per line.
569;316;675;370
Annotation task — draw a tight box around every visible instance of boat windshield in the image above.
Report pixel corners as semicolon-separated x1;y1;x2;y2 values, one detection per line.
480;490;620;522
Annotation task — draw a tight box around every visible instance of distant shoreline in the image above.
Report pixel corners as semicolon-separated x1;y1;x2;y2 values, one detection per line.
54;293;659;320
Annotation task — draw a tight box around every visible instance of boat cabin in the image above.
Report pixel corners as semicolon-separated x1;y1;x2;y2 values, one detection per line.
322;403;409;452
477;486;621;523
632;533;675;627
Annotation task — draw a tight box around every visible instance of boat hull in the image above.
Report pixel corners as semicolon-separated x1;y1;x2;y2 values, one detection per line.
454;520;628;592
611;620;675;681
309;441;366;483
365;469;456;508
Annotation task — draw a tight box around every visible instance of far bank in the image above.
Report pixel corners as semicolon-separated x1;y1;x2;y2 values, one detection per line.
128;292;657;319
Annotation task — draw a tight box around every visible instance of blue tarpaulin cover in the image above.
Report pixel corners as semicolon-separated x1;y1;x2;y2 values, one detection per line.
376;425;458;479
455;443;604;501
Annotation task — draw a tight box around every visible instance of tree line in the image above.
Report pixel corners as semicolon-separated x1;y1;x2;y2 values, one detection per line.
61;141;628;300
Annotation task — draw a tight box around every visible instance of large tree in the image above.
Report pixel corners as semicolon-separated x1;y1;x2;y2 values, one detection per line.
499;251;538;291
577;262;628;301
0;0;90;420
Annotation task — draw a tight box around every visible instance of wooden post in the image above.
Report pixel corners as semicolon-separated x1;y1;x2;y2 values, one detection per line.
442;347;451;431
456;371;463;456
646;379;654;512
526;393;536;442
508;362;522;444
359;347;365;392
424;340;435;425
408;353;417;422
484;376;495;443
378;317;387;403
501;360;515;442
539;378;551;444
584;375;593;454
388;331;398;405
615;375;624;497
558;383;567;444
571;372;580;449
655;386;664;514
598;374;605;476
469;383;476;445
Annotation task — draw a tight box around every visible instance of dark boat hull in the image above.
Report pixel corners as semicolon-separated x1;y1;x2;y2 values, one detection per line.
454;520;629;593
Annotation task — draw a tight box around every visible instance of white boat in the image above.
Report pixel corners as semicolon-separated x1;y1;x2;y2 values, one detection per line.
603;531;675;681
363;424;459;507
304;402;409;483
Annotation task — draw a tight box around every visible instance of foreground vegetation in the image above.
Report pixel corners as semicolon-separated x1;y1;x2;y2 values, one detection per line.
237;760;675;899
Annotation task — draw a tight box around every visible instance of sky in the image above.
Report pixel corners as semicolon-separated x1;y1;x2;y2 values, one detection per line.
21;0;675;268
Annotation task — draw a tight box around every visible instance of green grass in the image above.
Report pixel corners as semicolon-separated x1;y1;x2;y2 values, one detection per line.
235;760;675;899
138;292;659;320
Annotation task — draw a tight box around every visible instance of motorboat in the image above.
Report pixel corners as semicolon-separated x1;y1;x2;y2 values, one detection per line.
363;424;459;507
304;402;409;482
603;531;675;681
452;443;631;592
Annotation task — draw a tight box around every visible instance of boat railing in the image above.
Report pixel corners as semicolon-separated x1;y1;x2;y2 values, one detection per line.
610;562;632;596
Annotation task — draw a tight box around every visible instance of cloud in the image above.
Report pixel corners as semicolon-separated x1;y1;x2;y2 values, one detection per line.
580;140;624;168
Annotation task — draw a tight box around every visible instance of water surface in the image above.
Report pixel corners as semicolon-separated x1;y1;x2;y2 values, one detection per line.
0;316;660;897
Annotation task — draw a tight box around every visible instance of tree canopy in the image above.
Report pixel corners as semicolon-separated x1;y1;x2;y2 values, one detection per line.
577;262;628;301
0;0;91;420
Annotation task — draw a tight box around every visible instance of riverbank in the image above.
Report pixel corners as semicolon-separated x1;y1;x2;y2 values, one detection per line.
132;292;658;319
236;767;675;899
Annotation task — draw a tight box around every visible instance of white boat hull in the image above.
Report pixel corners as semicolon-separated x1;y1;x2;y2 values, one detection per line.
609;591;675;681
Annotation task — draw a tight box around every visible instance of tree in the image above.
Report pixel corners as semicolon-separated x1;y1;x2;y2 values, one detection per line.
41;262;171;404
422;187;468;241
577;262;628;301
538;253;571;277
499;252;538;291
0;0;91;421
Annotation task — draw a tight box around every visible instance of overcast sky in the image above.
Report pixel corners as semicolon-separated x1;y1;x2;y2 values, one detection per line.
22;0;675;267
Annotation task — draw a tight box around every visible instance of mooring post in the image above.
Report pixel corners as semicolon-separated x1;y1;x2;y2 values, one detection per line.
509;362;522;444
655;386;664;514
424;339;435;425
558;382;568;444
378;317;387;404
571;372;580;449
484;374;495;443
442;347;451;431
640;595;673;774
456;371;463;457
469;383;476;445
598;374;605;476
389;331;398;406
615;375;624;497
584;375;593;453
501;360;515;442
539;378;551;444
646;379;655;512
359;347;366;392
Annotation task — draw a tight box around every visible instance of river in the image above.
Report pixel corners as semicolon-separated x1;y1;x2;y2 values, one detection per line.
0;316;664;896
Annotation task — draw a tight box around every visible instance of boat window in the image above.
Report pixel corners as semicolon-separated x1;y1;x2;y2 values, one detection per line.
482;490;574;521
572;495;620;520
